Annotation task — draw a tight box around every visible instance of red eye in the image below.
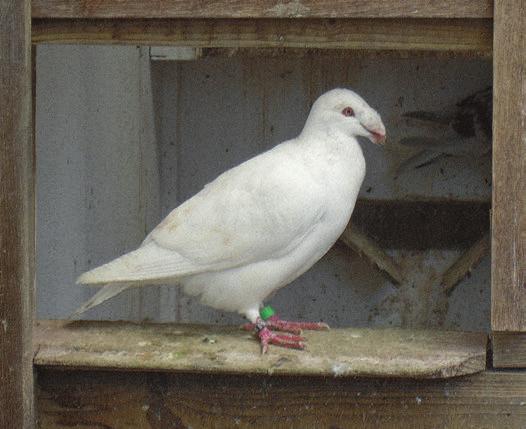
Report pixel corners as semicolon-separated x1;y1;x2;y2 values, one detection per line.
342;107;354;117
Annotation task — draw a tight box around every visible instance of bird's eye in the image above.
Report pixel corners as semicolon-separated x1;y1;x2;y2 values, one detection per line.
342;107;354;117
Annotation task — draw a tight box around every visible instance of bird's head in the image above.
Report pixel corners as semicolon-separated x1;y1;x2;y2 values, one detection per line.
304;88;386;144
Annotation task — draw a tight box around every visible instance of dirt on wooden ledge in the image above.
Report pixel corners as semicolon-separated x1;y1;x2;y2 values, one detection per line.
34;320;487;379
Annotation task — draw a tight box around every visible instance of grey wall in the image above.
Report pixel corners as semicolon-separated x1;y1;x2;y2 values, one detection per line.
153;55;492;203
36;46;491;331
36;45;161;321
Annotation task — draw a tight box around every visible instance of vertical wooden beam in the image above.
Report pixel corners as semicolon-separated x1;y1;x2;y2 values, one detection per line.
0;0;35;428
492;0;526;332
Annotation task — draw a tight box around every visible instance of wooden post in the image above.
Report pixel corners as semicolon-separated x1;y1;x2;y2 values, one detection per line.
0;0;35;427
491;0;526;334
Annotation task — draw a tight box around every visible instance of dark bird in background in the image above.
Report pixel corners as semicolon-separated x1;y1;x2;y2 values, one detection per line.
396;87;492;174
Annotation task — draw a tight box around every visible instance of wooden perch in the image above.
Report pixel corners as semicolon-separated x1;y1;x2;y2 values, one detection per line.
34;320;487;379
340;223;404;285
441;232;490;294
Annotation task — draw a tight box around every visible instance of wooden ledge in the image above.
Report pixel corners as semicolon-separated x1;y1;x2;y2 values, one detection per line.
32;0;493;19
34;321;487;379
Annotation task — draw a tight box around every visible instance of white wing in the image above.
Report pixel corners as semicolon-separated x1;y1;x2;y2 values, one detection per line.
77;142;326;285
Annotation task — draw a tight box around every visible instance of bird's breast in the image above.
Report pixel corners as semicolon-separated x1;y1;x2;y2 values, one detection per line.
307;139;365;205
300;139;366;240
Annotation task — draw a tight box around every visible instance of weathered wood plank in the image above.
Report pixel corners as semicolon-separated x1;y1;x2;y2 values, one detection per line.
0;0;34;428
32;0;493;19
34;320;487;379
491;0;526;331
32;18;493;53
37;369;526;429
492;332;526;368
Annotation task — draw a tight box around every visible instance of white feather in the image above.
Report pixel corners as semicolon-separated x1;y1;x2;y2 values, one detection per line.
73;88;385;321
69;284;130;318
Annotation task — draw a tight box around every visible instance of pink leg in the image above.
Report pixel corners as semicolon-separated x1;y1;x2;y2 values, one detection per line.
243;314;330;353
258;326;305;354
265;315;330;334
243;316;330;335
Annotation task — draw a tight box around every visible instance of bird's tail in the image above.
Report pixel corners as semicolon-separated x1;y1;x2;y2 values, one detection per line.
69;283;130;319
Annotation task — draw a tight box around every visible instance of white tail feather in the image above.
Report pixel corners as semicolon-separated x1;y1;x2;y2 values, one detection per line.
69;284;130;318
76;243;199;285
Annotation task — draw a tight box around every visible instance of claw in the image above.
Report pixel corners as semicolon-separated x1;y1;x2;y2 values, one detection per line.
259;327;305;354
243;315;329;353
266;317;330;334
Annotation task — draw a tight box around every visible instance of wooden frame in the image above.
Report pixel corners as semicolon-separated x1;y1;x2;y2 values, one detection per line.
31;0;493;19
0;1;524;427
37;370;526;428
0;1;34;428
491;0;526;335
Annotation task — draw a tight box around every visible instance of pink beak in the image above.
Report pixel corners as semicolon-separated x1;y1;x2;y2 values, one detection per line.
369;129;386;145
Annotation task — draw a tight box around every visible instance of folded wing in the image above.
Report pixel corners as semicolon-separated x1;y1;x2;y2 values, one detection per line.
77;145;326;285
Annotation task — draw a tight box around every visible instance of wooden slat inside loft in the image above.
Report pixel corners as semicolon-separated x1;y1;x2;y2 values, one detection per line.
32;18;492;52
37;369;526;429
34;320;487;379
32;0;493;19
352;200;490;250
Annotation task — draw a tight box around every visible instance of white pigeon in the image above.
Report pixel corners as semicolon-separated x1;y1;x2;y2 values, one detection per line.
74;88;386;352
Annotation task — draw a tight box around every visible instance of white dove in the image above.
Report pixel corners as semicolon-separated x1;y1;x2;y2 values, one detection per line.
74;88;386;352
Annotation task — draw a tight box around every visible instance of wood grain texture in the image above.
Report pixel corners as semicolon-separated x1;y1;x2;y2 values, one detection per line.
492;332;526;368
34;320;487;379
32;18;493;52
37;369;526;429
31;0;493;19
491;0;526;331
0;0;34;428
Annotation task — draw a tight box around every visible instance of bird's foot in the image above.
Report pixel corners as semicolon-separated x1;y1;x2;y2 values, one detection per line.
265;316;330;335
243;316;330;335
258;325;305;354
243;313;329;353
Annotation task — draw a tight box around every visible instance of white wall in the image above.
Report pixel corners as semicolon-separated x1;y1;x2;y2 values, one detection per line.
36;46;491;331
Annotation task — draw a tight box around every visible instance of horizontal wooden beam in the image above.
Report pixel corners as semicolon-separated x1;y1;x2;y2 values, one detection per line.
492;332;526;368
32;18;492;52
32;0;493;19
353;199;490;249
34;320;487;379
37;369;526;429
